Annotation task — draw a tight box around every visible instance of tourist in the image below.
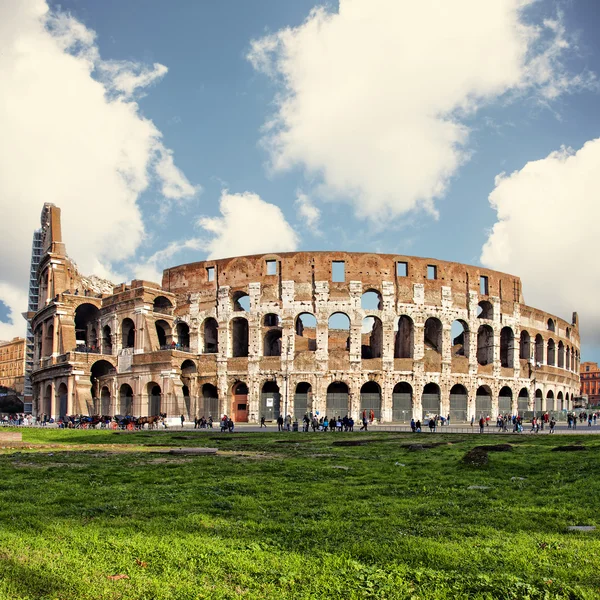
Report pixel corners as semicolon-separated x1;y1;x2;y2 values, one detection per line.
227;417;234;433
180;414;185;427
360;415;368;431
429;418;435;433
549;418;556;434
285;414;292;431
260;416;266;428
415;419;421;432
277;415;284;431
348;417;354;431
221;415;228;432
479;416;485;434
410;418;416;433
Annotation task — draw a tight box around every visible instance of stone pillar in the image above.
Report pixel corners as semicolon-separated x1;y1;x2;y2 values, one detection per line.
67;375;74;415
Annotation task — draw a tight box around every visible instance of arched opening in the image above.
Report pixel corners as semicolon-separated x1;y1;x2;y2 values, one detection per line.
520;330;530;360
500;327;514;368
547;338;556;366
361;289;382;310
328;313;350;354
179;360;196;417
182;385;191;418
547;318;555;332
44;323;54;357
566;346;571;370
535;334;544;364
295;313;317;352
260;381;281;421
517;388;529;414
181;359;197;375
392;382;412;422
565;392;570;410
424;318;442;355
475;386;492;418
360;381;381;420
57;383;68;419
557;341;565;368
74;303;100;350
294;382;312;420
361;316;383;359
102;325;112;355
449;384;468;422
477;301;493;320
42;385;52;416
203;318;218;354
264;329;282;357
231;317;249;357
122;318;135;349
201;384;219;418
155;320;172;349
90;360;114;401
119;384;133;416
546;390;555;413
477;325;494;366
153;296;173;314
326;381;349;417
148;383;161;415
264;313;281;327
422;383;441;417
451;320;469;358
557;391;564;412
535;389;543;414
232;382;249;422
232;292;250;312
499;386;512;414
100;386;111;415
394;315;414;359
176;322;190;350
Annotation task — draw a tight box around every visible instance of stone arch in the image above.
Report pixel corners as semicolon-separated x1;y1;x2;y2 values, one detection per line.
500;326;514;368
203;318;218;354
42;384;52;416
294;382;312;419
557;391;564;412
260;381;281;421
90;360;114;401
557;341;565;368
264;329;282;357
547;338;556;366
422;382;441;416
232;291;250;312
328;312;350;353
451;320;470;358
121;318;135;349
74;303;100;350
477;324;494;366
100;386;111;415
535;389;543;413
119;383;133;415
44;322;54;357
424;317;442;354
477;300;493;320
475;386;492;418
326;381;349;417
520;330;530;360
566;345;571;370
546;390;555;413
57;382;68;419
201;383;219;418
535;334;544;364
394;315;414;359
231;381;249;422
181;359;196;375
102;324;112;355
295;313;317;352
153;296;173;314
361;289;382;310
148;382;162;415
547;318;555;332
361;316;383;359
155;319;172;348
263;313;281;327
517;387;529;414
449;384;468;422
392;382;412;422
360;381;381;420
231;317;249;357
498;386;512;415
176;321;190;349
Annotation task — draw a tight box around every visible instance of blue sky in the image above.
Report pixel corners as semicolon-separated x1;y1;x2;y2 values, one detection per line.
1;0;599;363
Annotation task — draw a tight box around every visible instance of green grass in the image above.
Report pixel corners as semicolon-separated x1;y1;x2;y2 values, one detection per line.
0;429;599;599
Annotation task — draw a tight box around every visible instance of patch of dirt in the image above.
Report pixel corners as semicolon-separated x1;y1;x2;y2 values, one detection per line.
552;445;587;452
11;461;88;469
332;439;380;447
462;447;489;467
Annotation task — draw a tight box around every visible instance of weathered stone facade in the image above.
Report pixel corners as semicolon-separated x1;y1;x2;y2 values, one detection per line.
30;205;580;422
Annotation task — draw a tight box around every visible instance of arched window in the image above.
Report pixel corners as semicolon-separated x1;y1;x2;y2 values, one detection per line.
557;341;565;368
566;346;571;371
535;334;544;364
102;325;112;355
500;327;514;368
74;303;100;350
176;322;190;349
328;313;350;353
422;383;441;417
394;316;414;359
547;318;555;332
264;313;281;327
517;388;529;414
148;383;161;415
449;384;468;422
424;318;442;354
477;325;494;366
475;386;492;417
264;329;282;357
153;296;173;314
260;381;281;421
547;338;556;366
451;320;469;358
201;383;218;418
392;382;412;422
546;390;555;413
295;313;317;352
155;320;171;349
361;316;383;359
119;384;133;415
519;330;530;360
360;381;381;420
326;381;349;417
232;292;250;312
498;386;512;414
361;289;382;310
121;318;135;349
231;318;249;357
294;382;312;420
203;318;218;353
477;301;493;320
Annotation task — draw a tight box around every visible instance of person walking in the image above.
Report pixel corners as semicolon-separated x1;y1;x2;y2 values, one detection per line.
479;416;485;434
180;414;185;427
277;414;284;431
260;416;266;428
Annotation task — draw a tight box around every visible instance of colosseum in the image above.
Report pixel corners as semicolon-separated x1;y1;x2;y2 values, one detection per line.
29;204;580;423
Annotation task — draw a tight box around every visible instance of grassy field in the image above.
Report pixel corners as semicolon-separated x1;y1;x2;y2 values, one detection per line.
0;429;599;599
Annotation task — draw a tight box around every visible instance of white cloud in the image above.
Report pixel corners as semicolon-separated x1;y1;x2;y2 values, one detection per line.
248;0;594;223
0;0;197;338
481;139;600;343
295;191;321;234
198;191;298;259
133;238;205;284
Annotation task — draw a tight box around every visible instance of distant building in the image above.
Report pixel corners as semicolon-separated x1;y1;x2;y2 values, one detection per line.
580;362;600;405
0;337;26;396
